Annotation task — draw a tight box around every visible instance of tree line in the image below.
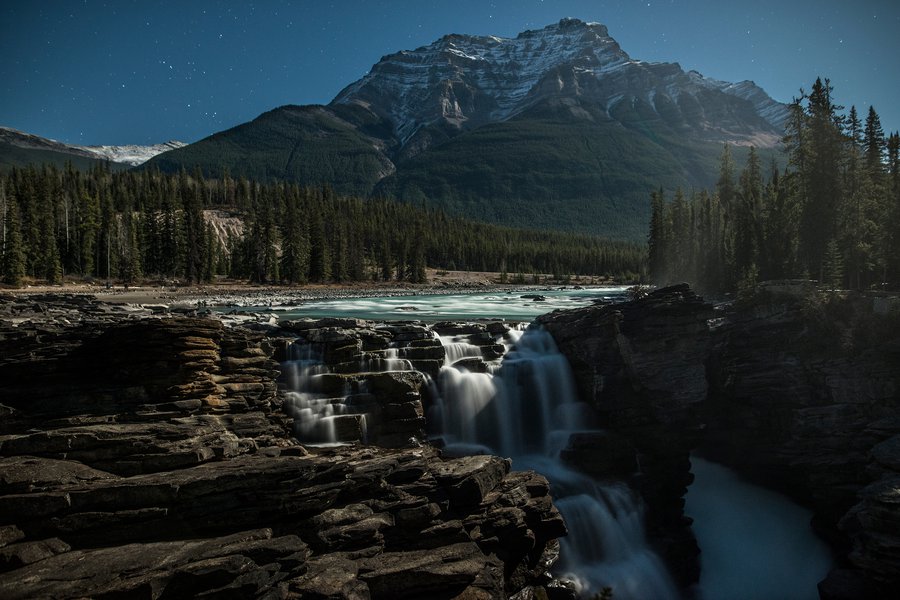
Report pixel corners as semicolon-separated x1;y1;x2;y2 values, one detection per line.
648;78;900;293
0;163;646;287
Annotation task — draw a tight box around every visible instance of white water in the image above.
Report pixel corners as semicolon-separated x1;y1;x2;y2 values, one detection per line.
359;346;414;372
281;341;345;444
238;287;629;321
686;457;833;600
434;327;679;599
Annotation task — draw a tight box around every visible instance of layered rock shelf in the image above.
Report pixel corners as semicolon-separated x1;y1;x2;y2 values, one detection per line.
0;296;565;599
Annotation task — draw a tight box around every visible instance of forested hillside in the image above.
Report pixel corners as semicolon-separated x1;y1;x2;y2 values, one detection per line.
648;79;900;293
0;163;645;287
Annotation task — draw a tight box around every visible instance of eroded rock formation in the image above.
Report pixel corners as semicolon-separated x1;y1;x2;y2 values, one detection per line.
704;293;900;599
0;296;566;599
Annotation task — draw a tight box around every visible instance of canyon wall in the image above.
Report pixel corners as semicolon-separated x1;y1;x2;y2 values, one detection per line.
541;284;900;599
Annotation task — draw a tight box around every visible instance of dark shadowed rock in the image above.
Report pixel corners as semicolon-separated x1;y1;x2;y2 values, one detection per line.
538;283;711;586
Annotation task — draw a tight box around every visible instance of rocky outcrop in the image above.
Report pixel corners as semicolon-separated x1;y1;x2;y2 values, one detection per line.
541;284;900;598
704;293;900;599
0;297;566;599
538;284;714;587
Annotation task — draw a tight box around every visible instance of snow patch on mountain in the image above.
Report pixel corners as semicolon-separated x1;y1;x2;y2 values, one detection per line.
1;126;186;166
334;18;632;142
76;141;187;166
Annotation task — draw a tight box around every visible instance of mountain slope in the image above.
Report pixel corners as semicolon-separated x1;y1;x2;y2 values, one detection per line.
333;18;785;149
147;104;395;196
146;18;788;241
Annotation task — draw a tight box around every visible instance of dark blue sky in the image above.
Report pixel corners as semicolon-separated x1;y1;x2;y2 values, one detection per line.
2;0;898;145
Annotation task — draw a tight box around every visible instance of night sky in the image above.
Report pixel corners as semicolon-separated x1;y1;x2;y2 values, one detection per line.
2;0;898;146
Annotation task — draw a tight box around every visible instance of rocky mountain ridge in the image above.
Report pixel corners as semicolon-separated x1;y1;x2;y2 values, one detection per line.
75;140;187;166
334;18;787;152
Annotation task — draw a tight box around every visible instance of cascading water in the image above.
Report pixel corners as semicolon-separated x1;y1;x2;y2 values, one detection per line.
439;334;485;366
434;326;679;599
281;341;346;444
282;319;678;597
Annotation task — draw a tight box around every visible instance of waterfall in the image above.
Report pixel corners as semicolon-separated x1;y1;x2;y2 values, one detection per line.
281;341;343;444
435;326;679;599
359;346;414;372
439;334;485;366
284;323;678;598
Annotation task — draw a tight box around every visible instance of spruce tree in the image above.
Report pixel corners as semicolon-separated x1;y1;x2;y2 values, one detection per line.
279;195;310;284
735;146;763;281
886;132;900;287
864;106;886;173
800;77;844;282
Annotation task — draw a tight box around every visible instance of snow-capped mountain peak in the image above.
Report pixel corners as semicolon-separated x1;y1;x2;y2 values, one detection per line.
332;18;787;149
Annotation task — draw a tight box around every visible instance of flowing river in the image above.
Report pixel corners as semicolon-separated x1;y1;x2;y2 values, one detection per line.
230;286;627;321
276;286;833;598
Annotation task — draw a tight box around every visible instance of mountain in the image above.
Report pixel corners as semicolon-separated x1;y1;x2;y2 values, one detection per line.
146;18;788;241
0;126;184;169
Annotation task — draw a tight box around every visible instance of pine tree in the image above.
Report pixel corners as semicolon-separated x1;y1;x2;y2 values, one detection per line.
670;188;691;281
762;164;799;280
822;238;844;291
800;77;844;282
78;190;100;276
735;146;763;281
307;211;330;282
279;195;310;284
885;132;900;287
864;106;886;173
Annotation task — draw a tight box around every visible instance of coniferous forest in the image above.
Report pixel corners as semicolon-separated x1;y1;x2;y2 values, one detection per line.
648;78;900;294
0;163;646;288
